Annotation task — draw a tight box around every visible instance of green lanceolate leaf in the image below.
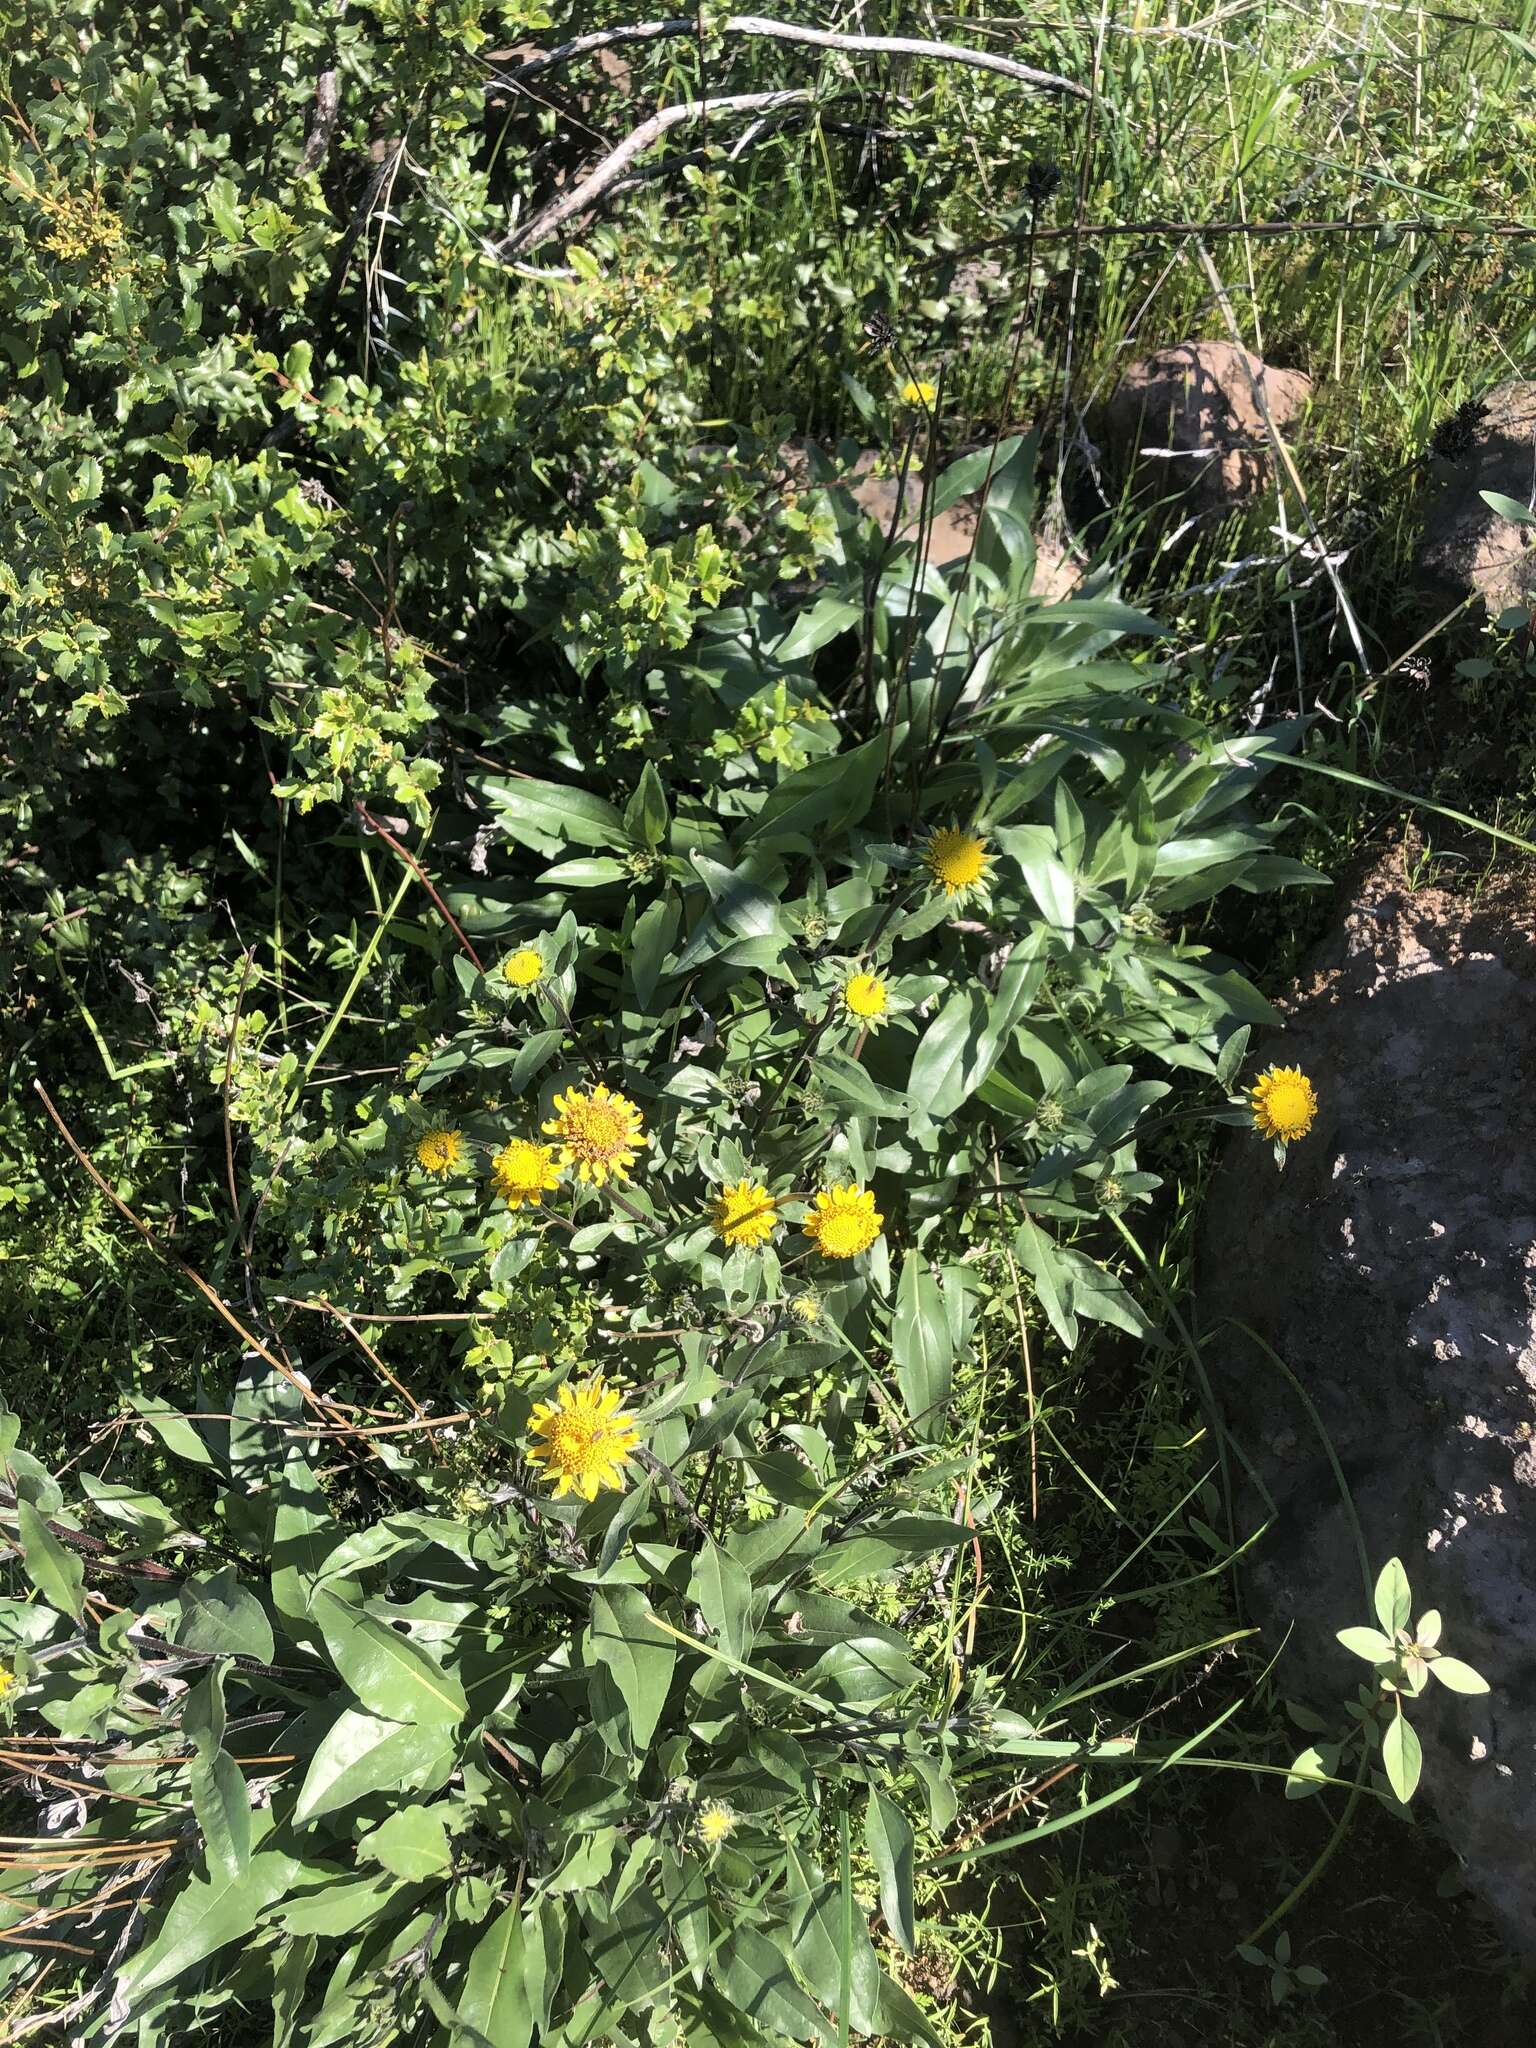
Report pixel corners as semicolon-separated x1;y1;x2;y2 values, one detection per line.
589;1585;675;1751
114;1839;298;2006
1381;1709;1423;1804
294;1708;458;1825
458;1901;535;2048
184;1666;251;1881
312;1587;468;1726
15;1500;85;1619
480;775;627;855
691;1539;755;1662
864;1788;917;1953
891;1251;956;1441
1374;1556;1412;1636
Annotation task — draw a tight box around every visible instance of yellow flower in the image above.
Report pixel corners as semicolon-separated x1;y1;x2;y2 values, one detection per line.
900;378;938;407
922;825;992;899
711;1179;778;1250
491;1138;562;1210
414;1127;464;1177
503;947;545;989
0;1666;16;1703
1250;1065;1318;1144
697;1799;737;1850
526;1376;641;1501
803;1184;884;1260
789;1293;822;1326
543;1084;648;1185
842;971;889;1025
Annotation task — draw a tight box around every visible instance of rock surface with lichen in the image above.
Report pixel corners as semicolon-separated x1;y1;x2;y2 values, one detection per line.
1197;854;1536;1955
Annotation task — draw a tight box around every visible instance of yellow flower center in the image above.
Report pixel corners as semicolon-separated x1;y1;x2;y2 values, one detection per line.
1250;1066;1318;1143
544;1085;647;1185
527;1377;641;1501
415;1128;463;1176
804;1184;884;1260
900;378;937;406
504;948;544;988
492;1138;561;1209
843;971;888;1021
924;827;990;896
697;1800;737;1848
711;1180;778;1250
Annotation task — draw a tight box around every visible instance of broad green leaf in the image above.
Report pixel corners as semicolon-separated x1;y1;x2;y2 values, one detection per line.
737;733;885;846
480;775;626;855
1427;1656;1489;1695
294;1709;457;1825
585;1883;674;2007
114;1841;297;2003
358;1806;452;1883
891;1252;956;1440
817;1515;962;1588
1374;1556;1411;1636
713;1924;831;2044
589;1586;675;1752
804;1633;924;1705
16;1500;85;1619
690;855;782;940
458;1902;534;2048
185;1667;250;1881
1381;1710;1423;1803
781;1840;885;2036
313;1588;467;1726
1337;1626;1395;1664
691;1540;755;1662
996;823;1076;930
628;897;678;1008
906;988;989;1120
864;1789;916;1953
173;1567;275;1664
624;761;670;849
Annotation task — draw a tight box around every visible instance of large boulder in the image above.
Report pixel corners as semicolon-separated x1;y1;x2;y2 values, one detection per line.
1418;379;1536;618
1103;339;1312;515
1197;855;1536;1955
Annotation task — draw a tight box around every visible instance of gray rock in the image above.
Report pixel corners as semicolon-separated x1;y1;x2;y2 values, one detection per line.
1419;379;1536;617
1198;856;1536;1955
1103;339;1313;515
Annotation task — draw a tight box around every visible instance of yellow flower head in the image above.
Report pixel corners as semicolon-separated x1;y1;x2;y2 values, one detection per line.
697;1799;737;1850
491;1138;562;1210
923;825;992;899
0;1666;16;1703
711;1179;778;1250
900;378;938;407
1250;1065;1318;1144
503;947;545;989
789;1293;822;1327
803;1183;884;1260
415;1127;464;1177
526;1375;641;1501
842;971;889;1025
543;1084;648;1185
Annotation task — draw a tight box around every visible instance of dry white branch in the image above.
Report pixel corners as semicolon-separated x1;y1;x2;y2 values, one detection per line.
493;89;816;256
487;13;1088;102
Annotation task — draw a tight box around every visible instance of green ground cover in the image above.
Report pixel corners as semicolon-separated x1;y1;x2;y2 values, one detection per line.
3;4;1536;2042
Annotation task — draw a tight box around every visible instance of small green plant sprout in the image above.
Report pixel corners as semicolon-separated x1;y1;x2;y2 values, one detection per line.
1236;1930;1327;2006
1289;1557;1491;1807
